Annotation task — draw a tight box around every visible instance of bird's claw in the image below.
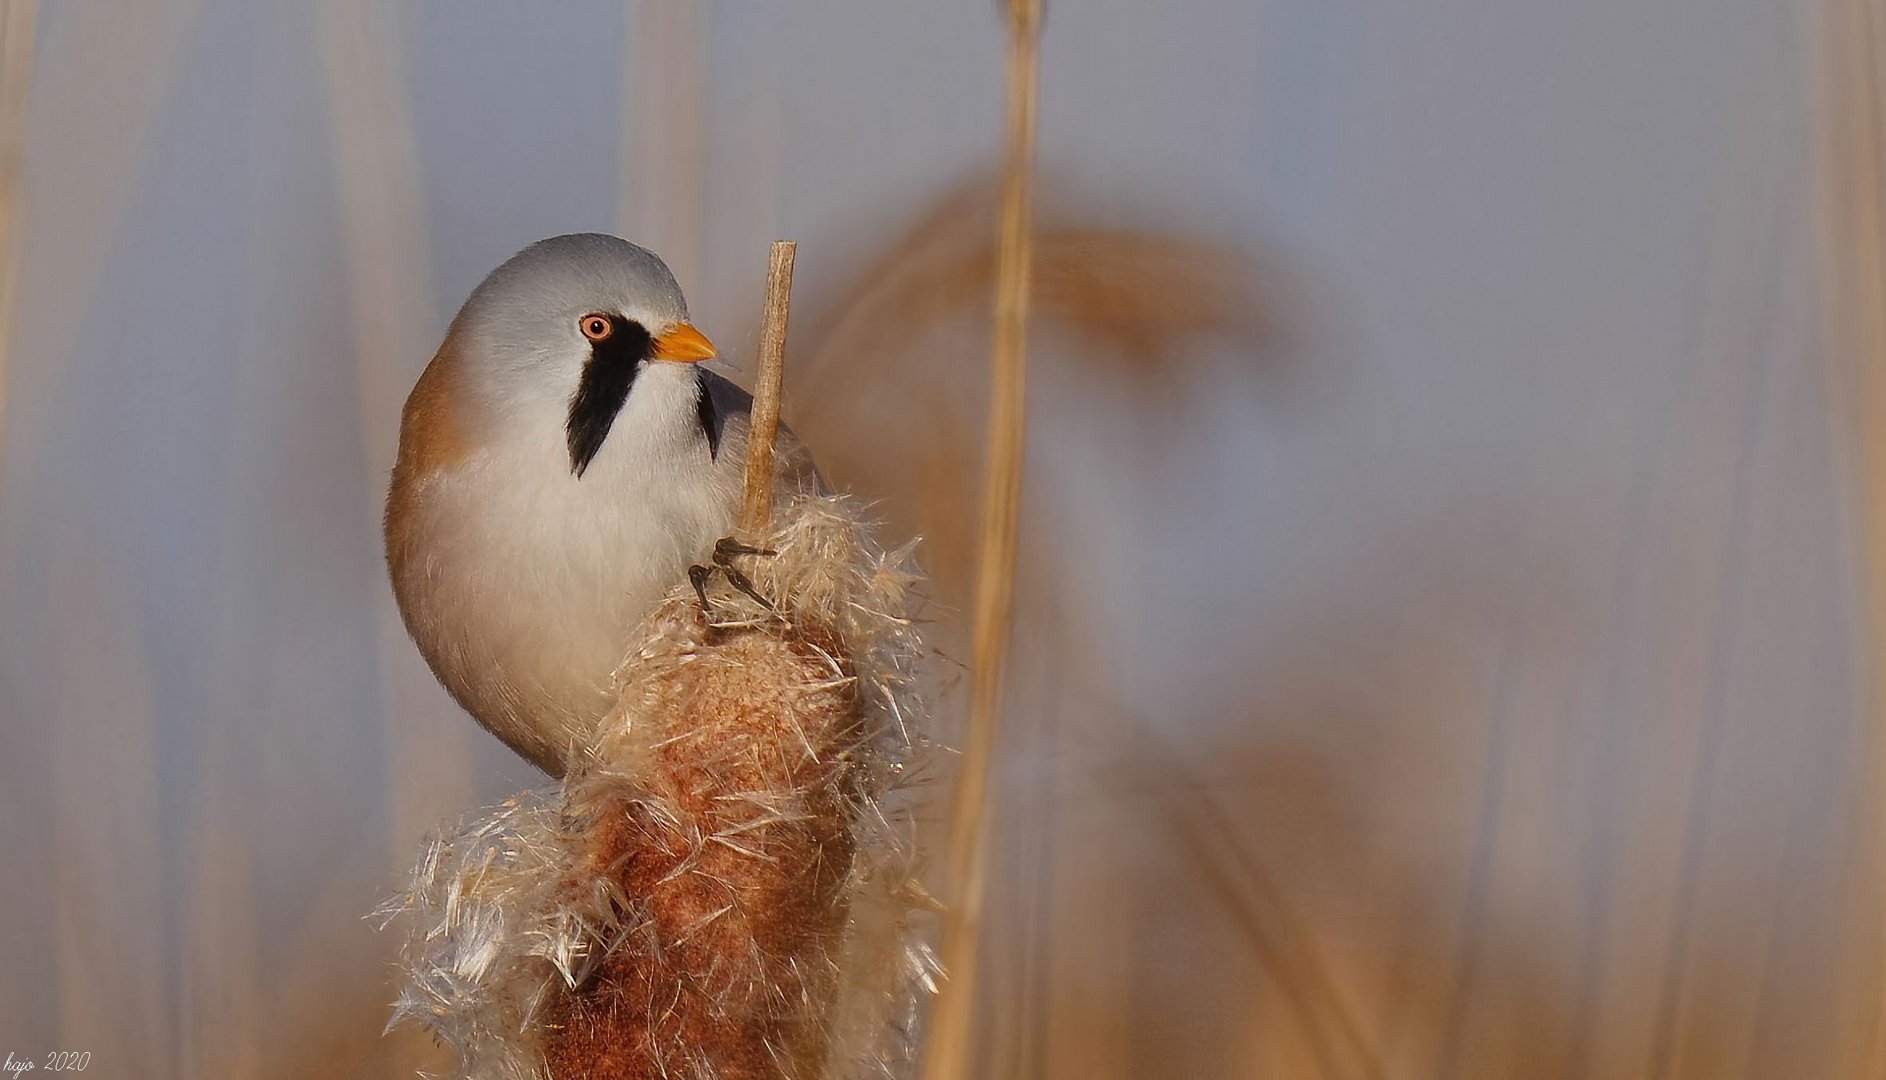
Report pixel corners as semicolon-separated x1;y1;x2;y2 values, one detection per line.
713;537;776;563
688;563;716;617
690;536;778;623
713;537;777;611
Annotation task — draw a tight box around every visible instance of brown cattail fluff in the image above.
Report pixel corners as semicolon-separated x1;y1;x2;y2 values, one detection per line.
380;495;937;1080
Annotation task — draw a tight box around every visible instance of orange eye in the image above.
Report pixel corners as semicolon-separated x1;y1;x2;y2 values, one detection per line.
579;314;614;342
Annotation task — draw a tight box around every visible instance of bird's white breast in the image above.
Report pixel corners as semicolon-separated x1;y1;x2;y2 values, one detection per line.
394;367;741;773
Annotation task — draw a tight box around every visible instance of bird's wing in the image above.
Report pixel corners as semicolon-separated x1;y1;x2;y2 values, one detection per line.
701;369;828;496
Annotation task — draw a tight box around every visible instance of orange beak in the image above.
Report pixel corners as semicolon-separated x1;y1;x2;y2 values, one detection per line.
650;323;717;363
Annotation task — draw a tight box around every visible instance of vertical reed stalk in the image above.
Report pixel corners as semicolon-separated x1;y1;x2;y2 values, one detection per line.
1817;0;1886;1069
923;2;1041;1076
621;0;706;294
742;240;796;536
0;0;33;460
313;3;473;1001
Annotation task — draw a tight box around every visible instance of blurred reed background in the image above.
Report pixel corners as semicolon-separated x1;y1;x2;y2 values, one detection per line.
0;1;1882;1076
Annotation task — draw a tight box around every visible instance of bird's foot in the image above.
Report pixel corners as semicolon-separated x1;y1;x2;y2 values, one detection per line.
713;537;777;563
689;537;778;624
689;563;717;618
713;537;777;611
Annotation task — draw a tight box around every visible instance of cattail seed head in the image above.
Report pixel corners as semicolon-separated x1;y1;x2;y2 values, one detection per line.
380;495;935;1080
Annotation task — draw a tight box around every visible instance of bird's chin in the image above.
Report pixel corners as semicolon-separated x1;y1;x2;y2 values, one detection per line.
641;356;707;379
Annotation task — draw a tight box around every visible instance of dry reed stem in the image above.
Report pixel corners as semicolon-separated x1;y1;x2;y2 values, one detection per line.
1815;0;1886;1069
0;0;33;465
620;0;705;292
923;1;1041;1077
1163;773;1381;1079
314;0;474;879
743;240;797;537
18;4;212;1068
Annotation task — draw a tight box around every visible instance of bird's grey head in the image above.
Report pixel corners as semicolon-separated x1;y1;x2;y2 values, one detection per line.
445;233;717;476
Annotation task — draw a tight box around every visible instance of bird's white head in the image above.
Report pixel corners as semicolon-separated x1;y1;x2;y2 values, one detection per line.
443;233;717;476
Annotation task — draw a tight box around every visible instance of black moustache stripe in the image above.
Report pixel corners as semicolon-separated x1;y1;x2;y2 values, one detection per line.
695;366;722;459
566;316;654;476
